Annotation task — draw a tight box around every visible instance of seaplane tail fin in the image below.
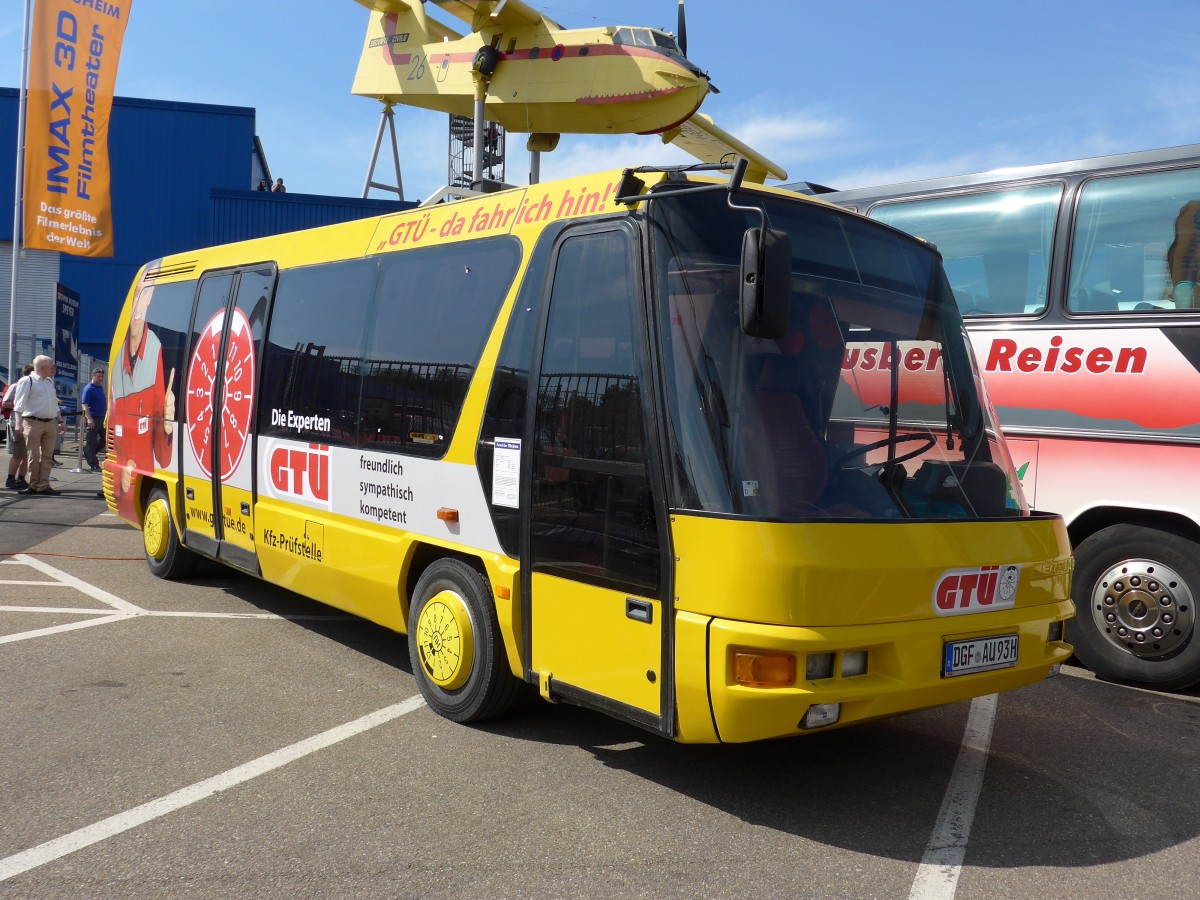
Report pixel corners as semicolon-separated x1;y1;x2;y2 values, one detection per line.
353;0;464;99
353;0;462;46
662;114;788;182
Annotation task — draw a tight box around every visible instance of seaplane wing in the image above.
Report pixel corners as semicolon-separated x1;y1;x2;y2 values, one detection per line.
661;113;788;183
427;0;563;31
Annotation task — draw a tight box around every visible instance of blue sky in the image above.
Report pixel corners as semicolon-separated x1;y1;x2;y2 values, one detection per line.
4;0;1198;200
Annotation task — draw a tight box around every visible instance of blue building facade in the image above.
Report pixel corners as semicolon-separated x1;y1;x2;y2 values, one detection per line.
2;87;411;362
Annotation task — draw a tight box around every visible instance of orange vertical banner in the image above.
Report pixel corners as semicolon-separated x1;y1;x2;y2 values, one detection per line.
23;0;133;257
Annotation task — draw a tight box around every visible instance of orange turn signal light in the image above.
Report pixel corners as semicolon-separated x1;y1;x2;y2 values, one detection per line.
495;585;511;600
732;650;797;687
436;507;459;523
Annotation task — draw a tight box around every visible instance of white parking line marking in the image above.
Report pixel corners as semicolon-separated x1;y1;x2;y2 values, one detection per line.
0;605;355;620
0;695;426;883
0;613;135;645
909;693;997;900
14;554;142;614
0;557;359;644
0;606;128;615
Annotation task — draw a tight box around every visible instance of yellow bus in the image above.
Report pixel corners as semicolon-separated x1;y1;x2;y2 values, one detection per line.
104;162;1073;743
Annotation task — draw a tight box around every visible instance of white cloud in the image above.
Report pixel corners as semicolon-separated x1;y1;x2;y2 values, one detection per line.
538;133;692;184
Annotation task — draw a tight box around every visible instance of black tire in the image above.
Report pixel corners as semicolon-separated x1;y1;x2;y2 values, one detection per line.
142;486;201;579
407;558;520;723
1068;524;1200;691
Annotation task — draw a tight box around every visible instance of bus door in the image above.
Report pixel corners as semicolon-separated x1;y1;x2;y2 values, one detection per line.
525;226;671;733
180;266;274;572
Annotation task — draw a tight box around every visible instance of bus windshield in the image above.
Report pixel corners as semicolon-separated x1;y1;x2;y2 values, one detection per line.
650;189;1027;521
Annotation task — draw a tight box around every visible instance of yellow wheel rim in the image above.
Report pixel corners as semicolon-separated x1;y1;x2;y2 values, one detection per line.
415;589;475;690
143;498;170;561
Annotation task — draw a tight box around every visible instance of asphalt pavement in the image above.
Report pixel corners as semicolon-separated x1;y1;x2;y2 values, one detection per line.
1;451;1198;899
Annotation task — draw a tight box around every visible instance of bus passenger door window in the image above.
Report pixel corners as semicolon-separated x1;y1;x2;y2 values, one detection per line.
217;269;272;559
181;274;233;550
527;228;666;725
179;267;273;570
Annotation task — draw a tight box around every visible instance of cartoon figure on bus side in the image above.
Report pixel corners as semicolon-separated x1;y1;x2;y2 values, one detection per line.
1167;200;1200;308
109;269;177;520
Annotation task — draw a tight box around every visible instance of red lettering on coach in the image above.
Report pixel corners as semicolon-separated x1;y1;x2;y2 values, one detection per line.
986;336;1147;375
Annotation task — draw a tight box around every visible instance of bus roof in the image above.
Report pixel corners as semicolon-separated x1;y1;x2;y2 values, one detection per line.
819;142;1200;205
139;166;829;278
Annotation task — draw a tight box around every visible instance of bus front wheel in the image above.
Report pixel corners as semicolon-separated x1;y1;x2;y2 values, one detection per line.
142;486;200;579
407;558;520;722
1069;524;1200;691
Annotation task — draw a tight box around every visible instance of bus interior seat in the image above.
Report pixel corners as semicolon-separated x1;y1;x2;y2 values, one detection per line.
1070;286;1118;312
743;353;830;514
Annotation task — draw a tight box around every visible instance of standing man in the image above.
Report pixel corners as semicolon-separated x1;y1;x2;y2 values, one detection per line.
81;368;107;473
3;364;33;491
12;356;65;495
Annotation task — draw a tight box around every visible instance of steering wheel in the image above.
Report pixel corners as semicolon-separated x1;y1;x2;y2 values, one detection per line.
834;433;937;471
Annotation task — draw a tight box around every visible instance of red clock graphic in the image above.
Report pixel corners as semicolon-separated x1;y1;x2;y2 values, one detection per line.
186;307;256;480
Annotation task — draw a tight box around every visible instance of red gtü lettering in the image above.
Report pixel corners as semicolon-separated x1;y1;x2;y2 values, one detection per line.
270;444;329;501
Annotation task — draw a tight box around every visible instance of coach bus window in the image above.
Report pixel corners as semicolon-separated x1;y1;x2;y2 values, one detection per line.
258;258;378;446
870;185;1061;317
1067;166;1200;313
531;230;660;595
365;238;521;456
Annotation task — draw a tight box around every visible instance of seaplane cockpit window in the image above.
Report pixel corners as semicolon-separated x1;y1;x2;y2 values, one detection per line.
651;31;679;51
613;27;634;45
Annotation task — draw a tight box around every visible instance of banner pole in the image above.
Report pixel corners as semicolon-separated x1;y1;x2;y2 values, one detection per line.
8;0;35;388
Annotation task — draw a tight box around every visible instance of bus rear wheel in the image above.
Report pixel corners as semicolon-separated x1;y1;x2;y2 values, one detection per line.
1069;525;1200;691
407;558;520;723
142;486;200;579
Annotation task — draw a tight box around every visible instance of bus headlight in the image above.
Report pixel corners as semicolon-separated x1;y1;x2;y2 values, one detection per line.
805;653;834;680
841;650;868;677
800;703;840;729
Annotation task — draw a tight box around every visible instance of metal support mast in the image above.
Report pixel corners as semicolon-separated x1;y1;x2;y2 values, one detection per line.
362;102;404;201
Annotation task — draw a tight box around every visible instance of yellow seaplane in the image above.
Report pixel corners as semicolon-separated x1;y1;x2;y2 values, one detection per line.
351;0;787;183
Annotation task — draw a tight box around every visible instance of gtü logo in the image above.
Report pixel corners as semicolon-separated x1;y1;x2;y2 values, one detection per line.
932;564;1021;617
269;442;330;504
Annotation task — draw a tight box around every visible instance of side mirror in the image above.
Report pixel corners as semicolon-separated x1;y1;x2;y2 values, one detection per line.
740;226;791;338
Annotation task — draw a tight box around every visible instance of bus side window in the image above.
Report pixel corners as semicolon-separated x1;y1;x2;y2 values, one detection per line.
870;185;1061;317
258;258;379;447
1067;167;1200;313
365;238;521;456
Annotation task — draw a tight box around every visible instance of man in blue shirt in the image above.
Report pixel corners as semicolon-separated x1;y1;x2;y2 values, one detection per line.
81;368;107;473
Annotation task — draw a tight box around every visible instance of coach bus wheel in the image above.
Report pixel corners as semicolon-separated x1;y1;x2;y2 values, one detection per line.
408;558;520;723
1068;525;1200;691
142;486;200;579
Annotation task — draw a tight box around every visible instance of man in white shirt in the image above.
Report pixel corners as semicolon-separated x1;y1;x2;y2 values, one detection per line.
12;355;65;495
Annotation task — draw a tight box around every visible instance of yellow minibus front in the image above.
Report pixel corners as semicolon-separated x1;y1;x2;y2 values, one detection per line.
105;163;1072;743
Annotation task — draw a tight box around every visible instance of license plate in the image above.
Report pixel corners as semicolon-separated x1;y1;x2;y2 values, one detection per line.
943;633;1019;677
